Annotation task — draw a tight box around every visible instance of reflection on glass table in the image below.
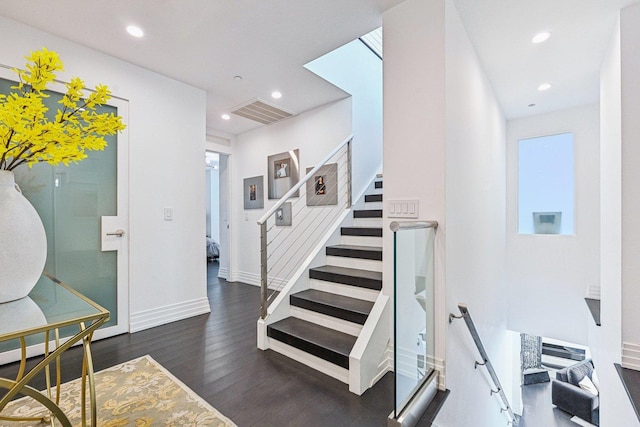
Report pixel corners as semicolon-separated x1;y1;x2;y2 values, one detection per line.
0;272;109;426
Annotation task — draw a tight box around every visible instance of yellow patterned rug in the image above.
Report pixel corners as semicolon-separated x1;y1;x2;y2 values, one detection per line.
0;355;236;426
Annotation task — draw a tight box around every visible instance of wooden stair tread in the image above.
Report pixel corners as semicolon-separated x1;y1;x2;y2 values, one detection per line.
354;209;383;218
326;244;382;261
267;317;356;368
309;265;382;290
365;194;383;203
291;289;374;324
341;226;383;237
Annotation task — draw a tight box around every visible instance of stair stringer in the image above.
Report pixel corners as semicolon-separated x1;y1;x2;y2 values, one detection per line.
349;292;391;395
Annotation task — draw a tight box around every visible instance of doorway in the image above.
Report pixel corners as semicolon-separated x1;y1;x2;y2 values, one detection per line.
205;151;230;284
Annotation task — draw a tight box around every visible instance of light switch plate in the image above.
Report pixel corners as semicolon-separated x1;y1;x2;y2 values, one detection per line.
388;199;419;218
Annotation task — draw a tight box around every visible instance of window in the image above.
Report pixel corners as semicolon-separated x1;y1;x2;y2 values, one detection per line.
518;133;574;235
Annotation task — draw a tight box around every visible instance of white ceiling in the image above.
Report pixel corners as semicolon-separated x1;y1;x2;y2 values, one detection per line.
0;0;637;135
454;0;639;119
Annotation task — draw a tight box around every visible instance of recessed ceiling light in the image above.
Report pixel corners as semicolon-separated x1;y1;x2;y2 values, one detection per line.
221;114;231;120
538;83;552;91
234;75;243;81
532;31;551;44
126;25;144;38
271;91;282;99
528;103;536;108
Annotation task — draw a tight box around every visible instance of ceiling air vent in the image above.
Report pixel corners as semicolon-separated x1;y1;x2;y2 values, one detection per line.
231;99;294;125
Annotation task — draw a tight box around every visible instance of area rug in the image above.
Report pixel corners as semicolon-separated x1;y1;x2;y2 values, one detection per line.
0;355;236;426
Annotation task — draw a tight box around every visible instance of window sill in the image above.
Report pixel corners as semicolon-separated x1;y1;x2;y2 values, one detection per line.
615;363;640;422
584;298;601;326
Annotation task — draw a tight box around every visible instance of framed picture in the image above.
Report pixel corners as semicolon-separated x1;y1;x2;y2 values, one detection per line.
243;176;264;209
268;149;299;199
274;158;290;179
275;202;292;226
306;163;338;206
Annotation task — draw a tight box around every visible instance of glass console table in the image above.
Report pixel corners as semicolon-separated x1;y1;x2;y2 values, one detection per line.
0;272;110;426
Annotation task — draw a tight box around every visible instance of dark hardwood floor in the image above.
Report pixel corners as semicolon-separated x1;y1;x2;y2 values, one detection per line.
0;261;394;426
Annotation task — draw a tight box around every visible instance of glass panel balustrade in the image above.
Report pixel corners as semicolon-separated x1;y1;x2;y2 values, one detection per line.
393;223;436;418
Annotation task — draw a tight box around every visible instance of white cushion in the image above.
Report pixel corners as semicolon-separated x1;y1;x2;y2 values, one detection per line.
592;369;600;390
578;375;599;396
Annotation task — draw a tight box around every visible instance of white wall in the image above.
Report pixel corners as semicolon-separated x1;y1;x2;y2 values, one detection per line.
231;100;352;284
0;17;210;332
383;0;446;375
593;9;640;425
442;0;513;425
620;2;640;369
305;38;384;199
506;104;600;345
384;1;512;425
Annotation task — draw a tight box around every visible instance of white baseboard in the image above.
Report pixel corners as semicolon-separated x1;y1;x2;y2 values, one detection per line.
235;271;288;290
586;285;601;300
236;271;260;287
218;267;229;280
622;342;640;371
130;297;211;333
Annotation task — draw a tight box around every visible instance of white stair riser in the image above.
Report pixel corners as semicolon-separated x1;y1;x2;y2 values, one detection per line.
340;235;383;247
363;201;383;209
326;255;382;272
310;279;379;302
290;306;363;337
268;338;349;383
353;218;383;227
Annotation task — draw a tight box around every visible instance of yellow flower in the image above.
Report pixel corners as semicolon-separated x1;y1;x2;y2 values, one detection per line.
0;48;126;171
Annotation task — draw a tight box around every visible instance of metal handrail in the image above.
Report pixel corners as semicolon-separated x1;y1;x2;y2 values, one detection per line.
449;303;517;425
259;135;353;319
389;221;438;232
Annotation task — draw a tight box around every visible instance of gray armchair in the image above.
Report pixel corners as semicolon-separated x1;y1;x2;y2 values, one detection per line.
551;359;599;425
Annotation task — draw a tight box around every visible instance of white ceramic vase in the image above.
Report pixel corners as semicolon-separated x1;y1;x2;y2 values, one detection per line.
0;170;47;303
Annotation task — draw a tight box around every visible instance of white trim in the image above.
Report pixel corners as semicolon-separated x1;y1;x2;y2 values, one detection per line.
218;267;229;280
326;256;383;272
130;297;211;333
622;342;640;371
290;306;363;337
340;235;384;247
349;293;391;395
586;285;601;300
235;271;288;290
310;278;379;302
267;338;349;383
236;271;260;286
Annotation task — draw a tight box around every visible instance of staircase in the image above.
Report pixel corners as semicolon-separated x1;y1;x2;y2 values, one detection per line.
262;177;388;394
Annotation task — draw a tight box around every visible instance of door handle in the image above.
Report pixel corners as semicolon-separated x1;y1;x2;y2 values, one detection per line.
106;229;125;237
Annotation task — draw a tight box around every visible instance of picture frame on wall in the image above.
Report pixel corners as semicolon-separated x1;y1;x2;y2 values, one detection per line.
275;202;292;226
243;175;264;209
306;163;338;206
268;149;300;199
